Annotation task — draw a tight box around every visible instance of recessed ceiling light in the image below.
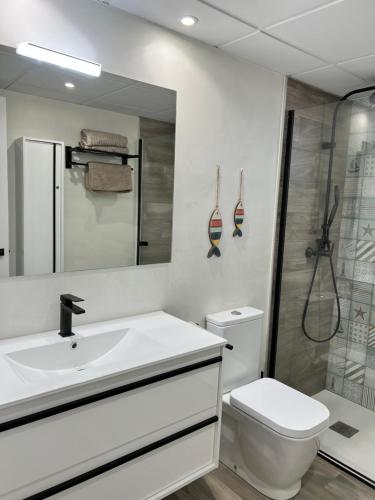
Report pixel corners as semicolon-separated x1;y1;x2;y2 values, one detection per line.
180;16;198;26
65;82;75;89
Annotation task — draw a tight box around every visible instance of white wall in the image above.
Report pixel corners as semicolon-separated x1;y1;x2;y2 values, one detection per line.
0;0;286;370
3;89;139;274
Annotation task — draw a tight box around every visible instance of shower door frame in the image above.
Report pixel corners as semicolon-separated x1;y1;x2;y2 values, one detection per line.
268;109;375;489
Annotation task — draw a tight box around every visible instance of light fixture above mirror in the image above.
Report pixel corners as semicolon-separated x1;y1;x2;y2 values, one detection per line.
16;42;102;77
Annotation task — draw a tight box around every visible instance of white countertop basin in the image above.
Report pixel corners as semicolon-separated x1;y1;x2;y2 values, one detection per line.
0;311;225;411
6;329;129;371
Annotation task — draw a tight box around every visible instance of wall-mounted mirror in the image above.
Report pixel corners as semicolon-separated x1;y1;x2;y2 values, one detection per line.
0;44;176;278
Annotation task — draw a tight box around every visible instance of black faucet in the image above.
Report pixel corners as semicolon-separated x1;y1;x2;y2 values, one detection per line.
59;294;85;337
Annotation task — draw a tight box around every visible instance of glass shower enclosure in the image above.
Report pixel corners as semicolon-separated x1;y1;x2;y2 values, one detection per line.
270;89;375;486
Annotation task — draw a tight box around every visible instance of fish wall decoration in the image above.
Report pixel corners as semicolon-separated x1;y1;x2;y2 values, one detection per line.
208;166;222;258
233;168;244;237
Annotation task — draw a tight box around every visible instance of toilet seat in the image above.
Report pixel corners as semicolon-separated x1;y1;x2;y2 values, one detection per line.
230;378;330;439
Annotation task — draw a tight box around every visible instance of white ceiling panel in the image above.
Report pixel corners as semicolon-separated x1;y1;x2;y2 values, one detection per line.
6;83;86;105
0;52;33;88
221;32;325;75
267;0;375;63
202;0;335;28
87;101;149;116
90;83;176;113
339;55;375;83
90;0;375;96
9;65;131;101
108;0;255;45
293;66;367;95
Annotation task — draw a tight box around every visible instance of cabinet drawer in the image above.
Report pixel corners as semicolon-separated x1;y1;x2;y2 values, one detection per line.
54;423;217;500
0;359;220;498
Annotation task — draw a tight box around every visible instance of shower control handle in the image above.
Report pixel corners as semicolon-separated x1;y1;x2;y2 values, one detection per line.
305;247;315;258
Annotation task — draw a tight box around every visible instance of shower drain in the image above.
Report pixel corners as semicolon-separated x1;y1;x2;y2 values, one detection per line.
329;421;359;438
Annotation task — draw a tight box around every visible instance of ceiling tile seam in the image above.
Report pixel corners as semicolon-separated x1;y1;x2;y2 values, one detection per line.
4;67;34;90
291;64;369;85
217;30;260;49
334;68;373;84
338;52;375;64
251;30;375;83
264;0;345;30
291;64;333;77
218;30;331;74
260;31;332;64
197;0;258;30
80;82;142;105
290;59;372;83
198;0;344;33
304;63;369;83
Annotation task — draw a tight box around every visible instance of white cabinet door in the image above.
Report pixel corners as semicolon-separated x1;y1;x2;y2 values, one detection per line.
0;97;9;277
21;138;63;275
0;362;220;498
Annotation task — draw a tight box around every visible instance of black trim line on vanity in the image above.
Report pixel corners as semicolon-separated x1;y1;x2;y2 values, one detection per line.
0;356;222;433
25;415;219;500
319;451;375;489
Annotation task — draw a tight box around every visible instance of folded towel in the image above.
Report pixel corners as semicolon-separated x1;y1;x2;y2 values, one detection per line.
80;129;128;148
79;144;129;154
85;162;132;193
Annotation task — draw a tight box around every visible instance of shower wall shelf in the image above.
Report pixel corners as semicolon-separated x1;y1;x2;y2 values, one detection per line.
65;139;146;265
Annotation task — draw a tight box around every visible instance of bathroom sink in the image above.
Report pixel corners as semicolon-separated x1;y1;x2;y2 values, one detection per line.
6;329;130;371
0;311;226;410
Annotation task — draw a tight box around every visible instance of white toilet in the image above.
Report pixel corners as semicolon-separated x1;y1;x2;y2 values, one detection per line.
206;306;330;500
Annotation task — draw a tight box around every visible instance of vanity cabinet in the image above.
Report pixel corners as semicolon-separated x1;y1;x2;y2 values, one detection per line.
0;351;223;499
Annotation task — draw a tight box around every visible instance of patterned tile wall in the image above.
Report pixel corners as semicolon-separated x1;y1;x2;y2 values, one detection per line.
327;133;375;411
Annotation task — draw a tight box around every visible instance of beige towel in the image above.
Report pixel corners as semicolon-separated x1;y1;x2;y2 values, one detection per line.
80;145;129;154
80;129;128;148
85;162;132;192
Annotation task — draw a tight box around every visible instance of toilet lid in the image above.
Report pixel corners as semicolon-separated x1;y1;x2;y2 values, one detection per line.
230;378;330;439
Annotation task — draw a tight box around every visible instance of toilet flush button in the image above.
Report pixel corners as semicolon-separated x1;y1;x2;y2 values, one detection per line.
231;310;242;315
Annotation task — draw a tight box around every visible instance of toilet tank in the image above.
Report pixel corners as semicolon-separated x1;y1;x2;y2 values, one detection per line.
206;306;264;393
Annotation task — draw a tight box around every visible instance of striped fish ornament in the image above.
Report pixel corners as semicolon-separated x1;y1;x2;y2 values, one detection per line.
233;169;244;237
207;166;222;258
208;208;222;258
233;201;244;237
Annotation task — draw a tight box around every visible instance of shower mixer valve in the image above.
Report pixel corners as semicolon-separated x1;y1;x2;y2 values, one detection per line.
305;238;334;258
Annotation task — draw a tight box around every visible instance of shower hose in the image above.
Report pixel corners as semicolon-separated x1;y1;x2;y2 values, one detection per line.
302;247;341;343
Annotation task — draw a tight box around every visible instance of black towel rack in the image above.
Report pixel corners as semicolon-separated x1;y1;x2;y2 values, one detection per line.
65;144;141;169
64;139;146;264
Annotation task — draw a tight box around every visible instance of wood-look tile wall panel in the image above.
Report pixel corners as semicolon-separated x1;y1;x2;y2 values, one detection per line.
271;79;346;396
139;117;175;265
